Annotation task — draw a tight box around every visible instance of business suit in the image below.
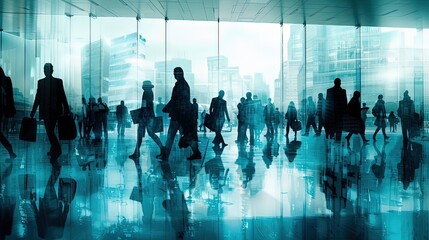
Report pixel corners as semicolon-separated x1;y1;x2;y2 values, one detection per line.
31;68;69;161
210;96;230;146
325;84;347;141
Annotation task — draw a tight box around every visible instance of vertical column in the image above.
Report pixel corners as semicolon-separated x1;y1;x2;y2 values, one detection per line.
355;25;362;92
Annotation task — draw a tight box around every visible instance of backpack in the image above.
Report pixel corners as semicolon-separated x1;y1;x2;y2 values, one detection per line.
372;105;378;117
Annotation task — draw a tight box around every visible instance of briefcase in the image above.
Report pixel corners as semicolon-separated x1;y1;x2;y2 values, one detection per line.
130;108;148;124
152;116;163;133
19;117;37;142
58;114;77;140
204;114;215;131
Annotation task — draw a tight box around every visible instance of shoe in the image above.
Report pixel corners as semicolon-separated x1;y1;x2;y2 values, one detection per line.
129;153;140;160
9;152;17;159
187;152;202;160
384;135;390;139
156;147;166;159
222;143;228;147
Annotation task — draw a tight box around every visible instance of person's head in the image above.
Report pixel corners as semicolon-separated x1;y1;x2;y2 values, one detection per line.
89;96;95;103
120;100;124;106
390;111;394;115
289;101;295;107
240;97;245;103
142;80;154;90
97;97;102;103
404;90;409;98
158;97;162;102
193;98;197;103
267;98;272;103
82;97;86;104
44;63;54;77
353;91;360;99
307;96;313;102
275;107;279;111
318;92;323;99
218;90;225;99
378;94;383;100
173;67;184;81
363;102;366;107
253;95;258;100
246;92;252;99
334;78;341;86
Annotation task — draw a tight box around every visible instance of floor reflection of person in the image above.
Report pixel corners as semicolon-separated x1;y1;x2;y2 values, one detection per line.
160;161;189;239
397;141;422;190
30;63;70;164
31;165;76;239
0;160;15;238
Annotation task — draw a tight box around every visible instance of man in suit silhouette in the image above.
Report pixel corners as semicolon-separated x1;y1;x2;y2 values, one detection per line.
209;90;230;147
31;63;70;164
325;78;347;141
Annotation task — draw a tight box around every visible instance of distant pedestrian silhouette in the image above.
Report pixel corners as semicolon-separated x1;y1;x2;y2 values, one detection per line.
361;102;369;134
316;93;326;136
243;92;256;146
77;97;87;139
285;101;298;138
372;94;389;141
116;100;128;137
97;97;109;141
344;91;369;146
209;90;230;147
273;107;281;136
325;78;347;141
161;67;201;161
397;90;415;146
0;67;17;159
236;97;247;144
192;98;199;133
303;96;317;136
263;98;275;137
199;109;207;132
388;111;399;132
129;80;165;160
30;63;70;164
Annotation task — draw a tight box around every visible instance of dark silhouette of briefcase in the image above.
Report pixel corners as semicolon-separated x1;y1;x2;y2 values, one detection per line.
152;116;163;133
19;117;37;142
204;114;215;131
58;114;77;140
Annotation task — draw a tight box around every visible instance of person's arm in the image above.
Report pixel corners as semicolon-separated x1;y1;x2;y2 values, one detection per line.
31;82;40;117
59;80;70;114
224;101;230;122
209;99;214;115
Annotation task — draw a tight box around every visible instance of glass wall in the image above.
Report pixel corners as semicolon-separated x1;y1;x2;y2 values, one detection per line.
1;14;429;234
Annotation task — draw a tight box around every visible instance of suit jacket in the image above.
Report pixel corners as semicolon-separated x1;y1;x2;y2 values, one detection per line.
163;79;191;122
0;76;16;118
325;85;347;129
210;97;229;121
32;77;69;120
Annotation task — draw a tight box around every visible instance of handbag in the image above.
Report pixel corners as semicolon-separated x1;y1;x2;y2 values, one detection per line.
291;120;302;131
19;117;37;142
152;116;163;133
130;108;148;124
58;114;77;140
204;114;215;131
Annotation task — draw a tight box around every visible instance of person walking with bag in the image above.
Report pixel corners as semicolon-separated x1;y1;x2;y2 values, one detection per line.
344;91;369;146
372;94;389;141
209;90;230;147
397;90;415;146
30;63;70;165
285;101;298;138
0;67;17;159
129;80;165;160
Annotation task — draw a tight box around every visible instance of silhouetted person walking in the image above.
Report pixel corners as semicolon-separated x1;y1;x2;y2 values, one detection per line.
263;98;275;137
344;91;369;146
116;100;128;137
372;94;389;141
361;102;369;134
77;97;87;139
316;93;326;136
325;78;347;141
236;97;246;144
97;97;109;140
273;107;281;136
30;63;70;164
397;90;415;146
303;96;317;136
285;101;298;138
0;67;17;159
129;80;165;160
199;109;207;132
161;67;201;161
192;98;199;133
210;90;230;147
243;92;256;146
388;111;398;132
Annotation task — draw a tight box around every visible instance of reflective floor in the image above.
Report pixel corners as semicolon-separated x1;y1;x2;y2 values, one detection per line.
1;125;428;240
